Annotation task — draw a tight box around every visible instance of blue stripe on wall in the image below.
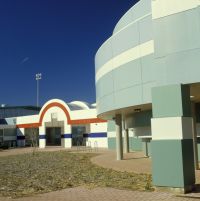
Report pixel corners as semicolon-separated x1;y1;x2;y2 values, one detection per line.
39;135;46;139
83;133;89;138
61;134;72;138
17;136;25;140
84;132;107;138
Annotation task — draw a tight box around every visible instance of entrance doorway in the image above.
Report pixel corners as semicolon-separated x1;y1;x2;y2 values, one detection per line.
46;127;61;146
72;126;86;146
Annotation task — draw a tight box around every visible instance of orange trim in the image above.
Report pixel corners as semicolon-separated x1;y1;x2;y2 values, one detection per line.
39;102;71;125
70;118;106;125
16;102;107;128
71;118;107;124
17;123;40;128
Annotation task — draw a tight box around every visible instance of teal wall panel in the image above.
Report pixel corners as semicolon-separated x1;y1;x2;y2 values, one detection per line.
164;49;200;85
96;71;114;98
198;143;200;162
129;137;142;151
142;141;151;157
97;93;115;115
151;139;195;188
95;39;112;72
133;110;152;127
138;15;153;44
152;84;191;118
108;136;143;151
197;137;200;162
107;120;115;132
154;9;200;59
147;141;151;156
142;82;156;103
114;85;143;109
108;137;116;150
112;23;139;57
113;59;141;91
141;54;155;83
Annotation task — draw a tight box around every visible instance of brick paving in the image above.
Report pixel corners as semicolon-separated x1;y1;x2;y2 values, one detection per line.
0;187;200;201
1;147;200;201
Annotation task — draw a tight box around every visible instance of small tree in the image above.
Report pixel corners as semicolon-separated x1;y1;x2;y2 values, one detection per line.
30;128;38;156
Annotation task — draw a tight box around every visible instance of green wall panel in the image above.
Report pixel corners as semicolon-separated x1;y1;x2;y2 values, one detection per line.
152;84;191;118
133;110;152;127
109;136;144;152
197;137;200;162
108;137;116;150
129;137;142;151
151;139;195;188
142;141;151;157
107;120;115;132
198;144;200;162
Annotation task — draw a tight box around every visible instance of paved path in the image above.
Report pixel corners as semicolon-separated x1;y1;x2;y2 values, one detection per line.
91;150;152;174
1;187;200;201
91;150;200;184
1;147;200;201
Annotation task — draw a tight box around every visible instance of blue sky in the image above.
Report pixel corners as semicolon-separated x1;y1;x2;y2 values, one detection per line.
0;0;138;106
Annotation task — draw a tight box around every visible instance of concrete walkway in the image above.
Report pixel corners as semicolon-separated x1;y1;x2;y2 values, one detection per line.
91;150;200;184
91;150;152;174
1;147;200;201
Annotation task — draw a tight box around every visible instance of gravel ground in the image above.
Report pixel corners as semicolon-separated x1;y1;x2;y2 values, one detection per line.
0;150;153;198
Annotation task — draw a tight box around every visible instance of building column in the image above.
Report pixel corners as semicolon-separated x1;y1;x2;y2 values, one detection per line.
115;114;123;160
151;84;195;193
191;102;199;170
61;124;72;148
124;129;129;153
142;138;151;157
17;128;25;147
39;126;46;148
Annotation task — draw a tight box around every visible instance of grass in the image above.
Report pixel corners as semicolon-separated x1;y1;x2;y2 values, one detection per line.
0;151;154;198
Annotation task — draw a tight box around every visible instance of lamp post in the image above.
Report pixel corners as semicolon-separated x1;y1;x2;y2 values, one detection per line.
35;73;42;107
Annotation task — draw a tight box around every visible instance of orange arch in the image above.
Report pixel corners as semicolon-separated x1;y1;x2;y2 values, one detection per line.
16;101;107;128
39;102;71;125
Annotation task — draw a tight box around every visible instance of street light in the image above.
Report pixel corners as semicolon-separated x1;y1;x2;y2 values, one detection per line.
35;73;42;107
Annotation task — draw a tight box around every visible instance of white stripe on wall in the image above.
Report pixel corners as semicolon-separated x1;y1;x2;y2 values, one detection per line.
95;40;154;82
151;117;193;140
108;131;116;138
152;0;200;20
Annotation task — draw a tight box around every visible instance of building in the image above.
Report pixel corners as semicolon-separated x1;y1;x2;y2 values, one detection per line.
0;99;107;149
0;105;40;119
0;105;40;148
95;0;200;192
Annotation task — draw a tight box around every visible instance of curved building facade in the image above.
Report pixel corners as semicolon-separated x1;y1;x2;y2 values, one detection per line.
95;0;200;192
95;0;200;118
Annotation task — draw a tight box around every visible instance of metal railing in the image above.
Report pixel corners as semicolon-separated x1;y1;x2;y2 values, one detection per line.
76;140;98;152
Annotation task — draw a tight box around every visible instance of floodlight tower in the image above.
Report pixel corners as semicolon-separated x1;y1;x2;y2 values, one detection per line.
35;73;42;107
